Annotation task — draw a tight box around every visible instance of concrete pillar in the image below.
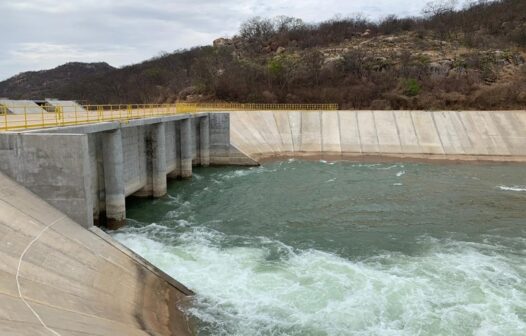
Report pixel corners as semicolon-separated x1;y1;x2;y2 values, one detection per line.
152;123;167;197
200;116;210;167
168;122;181;179
180;118;192;178
209;113;231;165
102;129;125;230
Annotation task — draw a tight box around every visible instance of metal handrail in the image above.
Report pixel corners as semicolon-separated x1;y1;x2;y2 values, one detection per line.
0;103;339;131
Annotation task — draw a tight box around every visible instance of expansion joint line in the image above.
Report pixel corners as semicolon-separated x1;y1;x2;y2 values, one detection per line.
16;217;65;336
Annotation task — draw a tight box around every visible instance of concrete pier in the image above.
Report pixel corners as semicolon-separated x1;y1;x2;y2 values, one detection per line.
152;123;168;197
102;129;126;229
200;116;210;166
134;123;168;197
181;118;193;178
168;122;182;179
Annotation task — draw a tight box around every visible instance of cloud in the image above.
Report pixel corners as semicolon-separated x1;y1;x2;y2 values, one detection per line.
0;0;455;80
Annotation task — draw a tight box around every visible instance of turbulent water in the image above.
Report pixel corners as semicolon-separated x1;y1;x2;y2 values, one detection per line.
111;160;526;336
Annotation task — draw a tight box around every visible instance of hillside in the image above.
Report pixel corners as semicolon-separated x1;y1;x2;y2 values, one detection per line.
0;0;525;110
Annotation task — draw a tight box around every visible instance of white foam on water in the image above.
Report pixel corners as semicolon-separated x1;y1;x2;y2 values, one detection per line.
396;170;406;177
376;164;405;170
220;166;273;180
498;185;526;192
112;226;526;336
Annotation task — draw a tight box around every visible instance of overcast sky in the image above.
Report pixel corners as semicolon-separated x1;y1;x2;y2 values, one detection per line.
0;0;458;80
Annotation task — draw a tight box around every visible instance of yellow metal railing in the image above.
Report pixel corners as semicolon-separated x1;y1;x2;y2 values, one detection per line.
177;103;338;112
0;103;338;131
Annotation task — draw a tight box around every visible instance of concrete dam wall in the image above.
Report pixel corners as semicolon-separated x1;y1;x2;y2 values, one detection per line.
230;110;526;162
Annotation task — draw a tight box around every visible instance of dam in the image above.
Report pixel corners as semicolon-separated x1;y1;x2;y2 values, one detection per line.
0;103;525;335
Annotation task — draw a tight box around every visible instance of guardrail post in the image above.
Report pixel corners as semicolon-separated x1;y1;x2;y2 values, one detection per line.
97;106;103;121
41;105;46;127
2;105;8;131
60;106;65;125
74;104;78;125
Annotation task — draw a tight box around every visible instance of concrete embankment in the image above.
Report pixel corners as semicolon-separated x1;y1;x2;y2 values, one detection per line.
230;110;526;162
0;171;193;335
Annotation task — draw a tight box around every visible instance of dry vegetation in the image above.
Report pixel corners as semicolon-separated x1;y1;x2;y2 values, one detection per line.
1;0;525;109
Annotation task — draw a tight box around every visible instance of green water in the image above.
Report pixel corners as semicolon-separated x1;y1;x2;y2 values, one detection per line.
112;160;526;335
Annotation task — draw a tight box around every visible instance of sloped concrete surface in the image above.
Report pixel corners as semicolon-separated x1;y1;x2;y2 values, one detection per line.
230;110;526;162
45;100;88;114
0;172;192;336
0;100;48;115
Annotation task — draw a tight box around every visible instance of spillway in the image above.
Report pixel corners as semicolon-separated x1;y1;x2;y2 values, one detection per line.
230;110;526;162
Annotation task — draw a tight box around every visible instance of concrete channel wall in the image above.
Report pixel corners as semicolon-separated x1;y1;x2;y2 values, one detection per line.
230;110;526;162
0;112;256;229
0;171;193;335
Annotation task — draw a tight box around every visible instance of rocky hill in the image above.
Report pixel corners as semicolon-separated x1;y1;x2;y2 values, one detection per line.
0;0;525;110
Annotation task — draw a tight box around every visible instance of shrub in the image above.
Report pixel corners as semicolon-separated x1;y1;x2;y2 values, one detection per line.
403;79;422;96
267;57;284;77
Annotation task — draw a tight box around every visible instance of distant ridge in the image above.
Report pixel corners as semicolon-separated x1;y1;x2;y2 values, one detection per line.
0;62;114;99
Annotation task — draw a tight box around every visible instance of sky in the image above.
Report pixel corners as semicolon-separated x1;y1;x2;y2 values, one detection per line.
0;0;458;80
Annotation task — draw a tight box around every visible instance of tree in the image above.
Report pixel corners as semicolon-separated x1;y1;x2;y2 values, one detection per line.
422;0;458;16
240;17;275;45
273;16;305;33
